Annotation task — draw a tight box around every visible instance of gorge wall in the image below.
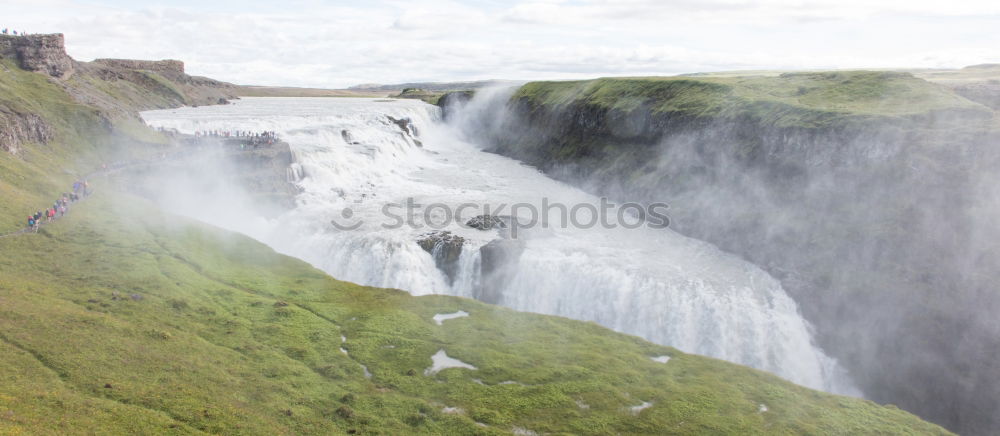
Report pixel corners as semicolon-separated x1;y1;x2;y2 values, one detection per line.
114;134;301;219
444;73;1000;436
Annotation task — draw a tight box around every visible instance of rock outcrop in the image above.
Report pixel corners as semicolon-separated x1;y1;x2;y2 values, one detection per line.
386;115;422;146
113;134;302;217
0;34;75;78
341;129;360;145
436;91;474;120
417;231;465;284
218;138;301;209
477;239;524;304
465;215;507;231
0;111;52;154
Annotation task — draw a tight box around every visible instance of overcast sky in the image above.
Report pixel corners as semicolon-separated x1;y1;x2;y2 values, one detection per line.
8;0;1000;88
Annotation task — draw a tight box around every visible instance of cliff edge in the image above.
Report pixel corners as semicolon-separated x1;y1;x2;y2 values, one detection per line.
446;72;1000;435
0;33;236;155
0;33;75;78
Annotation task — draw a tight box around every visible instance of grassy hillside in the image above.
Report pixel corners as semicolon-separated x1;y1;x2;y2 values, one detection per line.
0;57;952;434
512;72;992;129
0;192;952;435
0;58;169;231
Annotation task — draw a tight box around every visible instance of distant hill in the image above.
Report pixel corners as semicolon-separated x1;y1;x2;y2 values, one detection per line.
235;86;390;98
348;80;516;92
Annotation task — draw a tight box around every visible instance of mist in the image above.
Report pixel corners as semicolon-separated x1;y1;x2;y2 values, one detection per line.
443;81;1000;435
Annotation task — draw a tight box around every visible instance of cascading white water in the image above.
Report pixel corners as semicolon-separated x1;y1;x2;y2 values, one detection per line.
142;97;858;395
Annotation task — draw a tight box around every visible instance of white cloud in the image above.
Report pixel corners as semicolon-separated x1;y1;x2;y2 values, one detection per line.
6;0;1000;87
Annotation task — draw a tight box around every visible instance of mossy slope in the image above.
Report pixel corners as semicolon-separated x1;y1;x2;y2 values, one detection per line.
0;192;952;435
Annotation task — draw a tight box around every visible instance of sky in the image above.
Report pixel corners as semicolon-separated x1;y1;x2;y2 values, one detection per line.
7;0;1000;88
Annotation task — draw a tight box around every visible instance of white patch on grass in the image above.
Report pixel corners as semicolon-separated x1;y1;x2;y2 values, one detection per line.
339;348;348;355
361;364;372;378
758;404;768;413
575;399;590;409
340;334;346;343
424;349;476;375
433;310;469;325
651;355;671;363
512;426;538;435
629;401;653;415
442;407;464;414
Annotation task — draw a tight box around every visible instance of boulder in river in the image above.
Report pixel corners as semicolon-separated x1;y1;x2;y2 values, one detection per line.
341;129;360;145
387;115;418;137
477;238;525;304
417;231;465;285
465;215;508;231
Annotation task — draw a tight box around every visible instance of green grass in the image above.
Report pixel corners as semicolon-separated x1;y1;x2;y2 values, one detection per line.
393;88;449;105
512;72;992;129
0;58;172;232
0;58;953;435
0;191;952;435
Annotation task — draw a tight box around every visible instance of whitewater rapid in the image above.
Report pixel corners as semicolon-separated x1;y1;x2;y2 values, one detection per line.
142;97;857;395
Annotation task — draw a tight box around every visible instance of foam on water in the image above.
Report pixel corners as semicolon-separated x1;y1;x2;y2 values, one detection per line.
142;97;858;395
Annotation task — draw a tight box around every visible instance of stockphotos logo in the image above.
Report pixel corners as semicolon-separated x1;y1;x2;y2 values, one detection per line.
331;197;670;237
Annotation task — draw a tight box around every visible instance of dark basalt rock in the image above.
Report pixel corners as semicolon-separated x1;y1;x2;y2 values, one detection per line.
341;129;360;145
1;34;76;78
387;115;418;137
417;231;465;285
465;215;508;231
477;239;525;305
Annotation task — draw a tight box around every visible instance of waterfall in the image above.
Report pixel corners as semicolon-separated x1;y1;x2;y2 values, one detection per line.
141;96;859;395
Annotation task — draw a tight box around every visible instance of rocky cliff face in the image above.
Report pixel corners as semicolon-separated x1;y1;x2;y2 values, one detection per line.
113;135;302;218
0;33;75;78
417;231;465;284
215;138;301;211
447;77;1000;436
92;59;185;77
0;111;52;154
75;58;237;112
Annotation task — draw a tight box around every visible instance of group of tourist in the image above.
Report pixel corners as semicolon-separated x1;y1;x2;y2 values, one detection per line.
194;130;279;146
195;130;278;139
1;29;29;36
24;180;89;232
